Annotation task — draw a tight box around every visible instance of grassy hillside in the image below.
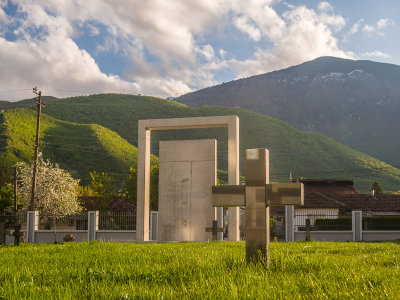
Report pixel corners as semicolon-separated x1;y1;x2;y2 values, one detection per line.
0;108;158;185
0;96;57;111
9;93;400;193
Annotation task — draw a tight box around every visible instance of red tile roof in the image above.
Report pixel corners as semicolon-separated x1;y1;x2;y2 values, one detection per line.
297;193;400;212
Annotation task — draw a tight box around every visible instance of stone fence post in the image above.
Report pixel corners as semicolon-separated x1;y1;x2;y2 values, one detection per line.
27;211;39;243
285;206;295;242
88;211;99;241
352;211;362;241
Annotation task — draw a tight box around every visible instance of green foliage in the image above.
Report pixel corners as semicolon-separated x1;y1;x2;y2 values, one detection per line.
363;216;400;230
76;185;96;197
0;160;13;187
89;171;116;210
314;218;352;231
0;108;158;186
0;184;14;213
150;165;159;210
1;242;400;298
123;167;137;205
370;181;384;194
122;165;158;210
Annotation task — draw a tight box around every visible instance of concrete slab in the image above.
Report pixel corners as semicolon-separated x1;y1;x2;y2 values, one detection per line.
158;139;216;241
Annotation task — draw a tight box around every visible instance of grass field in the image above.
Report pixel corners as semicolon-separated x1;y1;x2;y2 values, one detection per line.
1;241;400;299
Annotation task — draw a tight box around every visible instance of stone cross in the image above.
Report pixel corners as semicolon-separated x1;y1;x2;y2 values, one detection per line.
205;220;224;241
212;148;304;264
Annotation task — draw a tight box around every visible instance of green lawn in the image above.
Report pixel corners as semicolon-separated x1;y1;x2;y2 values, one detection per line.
1;241;400;298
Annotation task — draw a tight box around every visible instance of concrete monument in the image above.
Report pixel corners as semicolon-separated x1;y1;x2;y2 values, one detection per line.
212;148;304;264
136;116;240;242
158;139;217;241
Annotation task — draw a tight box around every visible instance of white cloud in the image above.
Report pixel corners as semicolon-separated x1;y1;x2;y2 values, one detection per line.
230;5;353;77
363;50;390;59
233;16;262;41
349;19;363;35
196;44;215;61
377;18;394;29
87;24;100;37
0;0;360;100
362;25;375;34
318;2;333;12
219;49;227;59
362;18;394;35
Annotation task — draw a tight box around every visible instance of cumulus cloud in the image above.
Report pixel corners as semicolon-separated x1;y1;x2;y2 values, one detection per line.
377;18;394;29
362;18;394;35
318;2;333;12
229;5;353;77
363;50;390;59
349;19;363;35
233;16;262;41
0;0;363;100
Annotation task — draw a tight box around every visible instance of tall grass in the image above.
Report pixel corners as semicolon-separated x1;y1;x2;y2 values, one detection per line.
1;241;399;298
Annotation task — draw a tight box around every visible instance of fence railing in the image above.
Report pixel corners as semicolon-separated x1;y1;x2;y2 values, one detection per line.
362;212;400;231
98;211;136;230
0;212;28;230
294;211;352;231
38;214;89;230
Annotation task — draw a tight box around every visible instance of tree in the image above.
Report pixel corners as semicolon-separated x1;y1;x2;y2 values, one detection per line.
123;165;158;210
88;171;117;210
0;160;12;187
150;165;159;210
16;157;82;216
0;184;14;213
123;167;137;205
370;181;384;195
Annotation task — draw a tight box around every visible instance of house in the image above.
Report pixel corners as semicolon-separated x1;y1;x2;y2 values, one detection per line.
270;178;400;230
291;178;358;195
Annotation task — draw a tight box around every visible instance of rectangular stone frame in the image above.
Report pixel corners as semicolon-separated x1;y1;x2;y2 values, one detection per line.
136;116;240;242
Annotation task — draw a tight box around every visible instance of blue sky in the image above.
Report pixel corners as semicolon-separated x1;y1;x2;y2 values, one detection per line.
0;0;399;100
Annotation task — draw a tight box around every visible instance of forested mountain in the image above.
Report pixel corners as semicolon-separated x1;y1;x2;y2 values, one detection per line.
1;94;400;192
177;57;400;168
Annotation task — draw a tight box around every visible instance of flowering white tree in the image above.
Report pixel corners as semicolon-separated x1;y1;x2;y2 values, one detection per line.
16;157;82;216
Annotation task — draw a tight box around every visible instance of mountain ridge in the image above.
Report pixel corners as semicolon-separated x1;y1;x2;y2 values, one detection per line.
176;56;400;168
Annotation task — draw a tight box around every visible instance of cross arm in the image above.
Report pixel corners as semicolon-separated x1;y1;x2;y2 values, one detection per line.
265;183;304;206
211;185;245;207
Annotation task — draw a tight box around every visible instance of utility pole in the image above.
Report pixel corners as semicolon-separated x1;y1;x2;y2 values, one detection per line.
29;87;45;211
14;167;18;213
14;166;21;246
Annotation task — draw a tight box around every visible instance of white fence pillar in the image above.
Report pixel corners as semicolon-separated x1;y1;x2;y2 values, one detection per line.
285;206;295;242
88;211;99;241
352;211;362;241
27;211;39;243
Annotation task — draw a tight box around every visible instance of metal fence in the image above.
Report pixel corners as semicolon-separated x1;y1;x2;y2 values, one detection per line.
294;210;352;231
38;214;88;230
98;211;136;230
0;212;28;230
362;212;400;231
